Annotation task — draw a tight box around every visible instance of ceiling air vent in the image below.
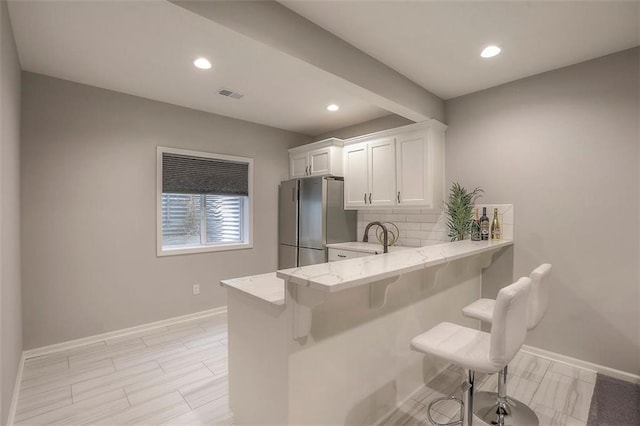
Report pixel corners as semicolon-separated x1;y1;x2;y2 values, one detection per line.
218;89;244;99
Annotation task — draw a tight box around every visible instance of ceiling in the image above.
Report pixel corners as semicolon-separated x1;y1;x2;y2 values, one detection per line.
281;1;640;100
8;1;640;136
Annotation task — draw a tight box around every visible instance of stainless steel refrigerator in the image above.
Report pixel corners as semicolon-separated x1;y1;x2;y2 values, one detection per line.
278;176;356;269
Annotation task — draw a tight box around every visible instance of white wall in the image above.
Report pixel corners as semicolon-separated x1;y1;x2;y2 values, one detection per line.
445;48;640;375
20;72;308;349
0;0;23;422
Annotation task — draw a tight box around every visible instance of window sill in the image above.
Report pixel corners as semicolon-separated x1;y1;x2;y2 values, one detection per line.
157;242;253;257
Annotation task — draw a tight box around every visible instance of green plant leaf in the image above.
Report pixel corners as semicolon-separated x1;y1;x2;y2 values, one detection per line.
444;182;484;241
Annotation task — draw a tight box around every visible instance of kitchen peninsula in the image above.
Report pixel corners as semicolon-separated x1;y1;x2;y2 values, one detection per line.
221;239;513;425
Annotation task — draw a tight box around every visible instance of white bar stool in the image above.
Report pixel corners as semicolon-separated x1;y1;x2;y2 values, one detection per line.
462;264;552;426
411;277;532;426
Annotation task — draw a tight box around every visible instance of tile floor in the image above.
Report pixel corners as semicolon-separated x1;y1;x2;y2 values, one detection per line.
14;314;232;425
14;312;596;426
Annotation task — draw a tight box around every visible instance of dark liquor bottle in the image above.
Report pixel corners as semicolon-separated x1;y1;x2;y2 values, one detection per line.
471;208;481;241
491;208;501;240
480;207;490;241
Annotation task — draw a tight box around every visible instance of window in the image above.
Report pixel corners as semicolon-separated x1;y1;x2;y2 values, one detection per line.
157;147;253;256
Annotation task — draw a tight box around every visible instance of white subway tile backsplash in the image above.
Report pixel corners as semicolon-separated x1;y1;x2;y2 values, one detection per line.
356;204;514;246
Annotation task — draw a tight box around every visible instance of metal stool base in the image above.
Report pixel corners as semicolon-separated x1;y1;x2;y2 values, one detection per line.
474;391;539;426
427;396;463;426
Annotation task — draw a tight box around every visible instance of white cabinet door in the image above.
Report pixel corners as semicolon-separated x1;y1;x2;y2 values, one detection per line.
309;147;331;176
344;143;368;209
290;152;309;179
368;138;396;206
396;132;430;206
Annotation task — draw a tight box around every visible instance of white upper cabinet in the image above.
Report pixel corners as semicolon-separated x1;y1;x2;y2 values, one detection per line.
289;139;344;179
343;137;396;209
368;137;396;206
343;120;446;210
290;151;309;179
344;143;368;207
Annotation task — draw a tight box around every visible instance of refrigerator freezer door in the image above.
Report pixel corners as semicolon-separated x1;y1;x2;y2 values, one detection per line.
299;247;326;266
278;244;298;270
325;178;357;244
278;179;298;247
299;177;323;249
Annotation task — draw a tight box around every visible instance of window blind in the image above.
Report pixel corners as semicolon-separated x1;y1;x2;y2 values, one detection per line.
162;153;249;196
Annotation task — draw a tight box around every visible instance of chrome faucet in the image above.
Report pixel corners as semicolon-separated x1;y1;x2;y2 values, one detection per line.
362;221;389;253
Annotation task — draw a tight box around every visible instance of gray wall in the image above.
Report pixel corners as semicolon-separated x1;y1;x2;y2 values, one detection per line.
445;48;639;375
313;114;413;141
21;73;307;349
0;0;23;422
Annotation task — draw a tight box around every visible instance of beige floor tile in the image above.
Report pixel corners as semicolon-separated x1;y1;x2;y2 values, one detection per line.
112;341;189;371
93;392;190;425
68;338;146;369
72;360;162;402
380;398;427;426
15;388;129;426
20;358;115;397
15;385;73;423
509;351;552;382
180;373;229;410
202;351;229;376
160;394;233;426
159;342;227;372
124;363;214;406
530;371;595;422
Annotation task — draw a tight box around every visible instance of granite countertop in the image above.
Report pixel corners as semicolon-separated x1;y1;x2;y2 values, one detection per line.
222;239;513;306
277;239;513;293
221;272;285;307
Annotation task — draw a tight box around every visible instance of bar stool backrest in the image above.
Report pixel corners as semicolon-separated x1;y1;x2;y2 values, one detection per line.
489;277;532;369
527;264;553;331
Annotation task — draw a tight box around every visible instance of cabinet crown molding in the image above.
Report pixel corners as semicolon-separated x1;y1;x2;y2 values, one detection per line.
288;137;344;154
344;119;447;146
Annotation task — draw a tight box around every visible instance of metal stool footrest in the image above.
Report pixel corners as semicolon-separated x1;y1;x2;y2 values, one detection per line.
426;396;464;426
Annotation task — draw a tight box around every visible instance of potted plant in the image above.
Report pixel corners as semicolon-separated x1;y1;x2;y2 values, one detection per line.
444;182;484;241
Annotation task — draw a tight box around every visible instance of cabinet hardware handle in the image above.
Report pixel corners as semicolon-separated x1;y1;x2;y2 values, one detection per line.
337;254;347;258
397;192;400;203
306;166;309;175
369;193;372;204
364;193;367;204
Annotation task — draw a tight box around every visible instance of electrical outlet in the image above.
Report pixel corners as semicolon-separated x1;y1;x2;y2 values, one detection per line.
193;284;200;295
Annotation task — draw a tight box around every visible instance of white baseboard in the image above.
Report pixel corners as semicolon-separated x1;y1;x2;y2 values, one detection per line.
6;353;25;426
522;344;640;384
23;306;227;360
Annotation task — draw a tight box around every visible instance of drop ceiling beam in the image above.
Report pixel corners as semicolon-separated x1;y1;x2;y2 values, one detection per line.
171;0;444;123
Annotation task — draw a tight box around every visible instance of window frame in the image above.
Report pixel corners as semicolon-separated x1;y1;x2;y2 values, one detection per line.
156;146;254;257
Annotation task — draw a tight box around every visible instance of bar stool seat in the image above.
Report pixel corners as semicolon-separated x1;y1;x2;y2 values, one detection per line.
411;277;532;426
462;299;495;324
411;323;497;375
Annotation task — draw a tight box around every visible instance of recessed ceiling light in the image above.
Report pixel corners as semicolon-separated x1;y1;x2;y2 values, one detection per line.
193;57;212;69
480;45;501;58
326;104;340;112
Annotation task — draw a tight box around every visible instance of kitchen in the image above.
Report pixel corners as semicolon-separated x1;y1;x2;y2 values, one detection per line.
1;1;639;425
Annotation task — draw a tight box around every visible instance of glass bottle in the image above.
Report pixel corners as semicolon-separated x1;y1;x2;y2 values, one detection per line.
491;208;501;240
471;208;481;241
480;207;490;241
